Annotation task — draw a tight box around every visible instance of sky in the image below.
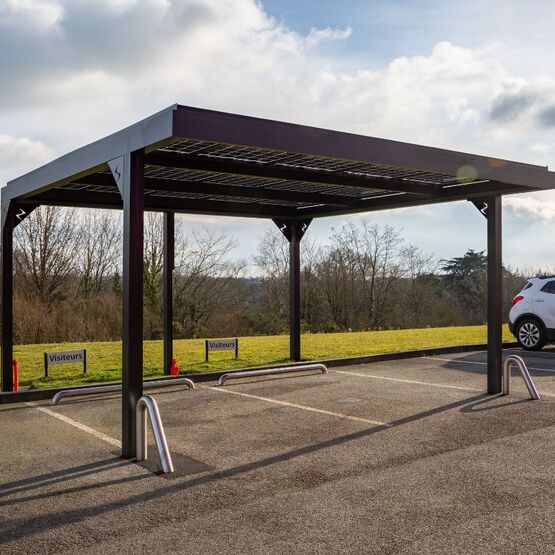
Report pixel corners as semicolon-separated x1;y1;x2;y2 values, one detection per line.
1;0;555;273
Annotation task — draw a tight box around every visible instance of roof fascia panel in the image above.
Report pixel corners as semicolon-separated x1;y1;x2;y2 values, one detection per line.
5;105;177;202
172;105;554;190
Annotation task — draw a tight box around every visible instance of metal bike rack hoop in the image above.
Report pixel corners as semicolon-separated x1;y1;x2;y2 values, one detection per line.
503;355;540;400
218;363;327;386
136;395;174;474
51;377;195;405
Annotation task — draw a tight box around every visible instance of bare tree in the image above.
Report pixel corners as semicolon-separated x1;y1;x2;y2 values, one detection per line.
319;219;407;330
11;205;538;346
317;245;351;330
174;225;245;337
254;228;290;279
78;210;122;297
394;244;436;327
254;228;322;333
300;237;324;331
253;228;290;332
14;206;80;305
143;212;164;307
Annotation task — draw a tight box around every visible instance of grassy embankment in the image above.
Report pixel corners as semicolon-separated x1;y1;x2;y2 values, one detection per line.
12;324;513;389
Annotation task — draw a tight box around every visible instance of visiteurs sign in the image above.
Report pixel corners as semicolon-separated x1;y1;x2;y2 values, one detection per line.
44;349;87;378
205;338;238;361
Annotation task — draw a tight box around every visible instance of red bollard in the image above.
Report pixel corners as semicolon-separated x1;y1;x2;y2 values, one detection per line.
169;357;179;376
12;359;19;392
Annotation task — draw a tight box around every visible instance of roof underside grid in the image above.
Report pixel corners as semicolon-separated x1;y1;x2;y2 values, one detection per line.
159;138;469;185
30;136;503;218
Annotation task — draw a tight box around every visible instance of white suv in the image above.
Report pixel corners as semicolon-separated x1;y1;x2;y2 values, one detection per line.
509;276;555;350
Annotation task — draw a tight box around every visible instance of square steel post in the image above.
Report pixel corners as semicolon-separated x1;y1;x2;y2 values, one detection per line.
273;219;311;362
121;150;145;458
1;205;14;392
163;212;174;374
289;224;301;362
487;195;503;394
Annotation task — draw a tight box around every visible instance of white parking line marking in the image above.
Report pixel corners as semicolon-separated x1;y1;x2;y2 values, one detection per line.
331;369;481;392
202;385;389;427
28;403;122;448
507;350;555;358
426;357;485;365
428;356;555;374
424;357;555;398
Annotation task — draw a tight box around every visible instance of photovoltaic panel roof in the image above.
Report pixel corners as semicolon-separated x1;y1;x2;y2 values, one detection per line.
4;104;555;220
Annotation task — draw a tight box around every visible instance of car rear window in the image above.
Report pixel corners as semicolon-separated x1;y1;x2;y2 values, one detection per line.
522;282;533;291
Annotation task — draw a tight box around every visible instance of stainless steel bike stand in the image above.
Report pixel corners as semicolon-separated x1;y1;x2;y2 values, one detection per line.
136;395;174;474
218;363;328;386
51;377;195;405
503;355;540;400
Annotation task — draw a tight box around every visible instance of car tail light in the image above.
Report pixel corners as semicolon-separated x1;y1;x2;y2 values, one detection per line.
512;295;524;306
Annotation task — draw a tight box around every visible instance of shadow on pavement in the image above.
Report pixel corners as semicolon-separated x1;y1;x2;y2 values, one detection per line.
4;390;551;544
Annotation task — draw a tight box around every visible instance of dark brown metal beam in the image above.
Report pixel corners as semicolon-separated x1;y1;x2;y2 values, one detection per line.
25;190;123;210
145;152;441;196
296;182;526;218
24;169;527;223
27;189;298;219
71;172;369;207
442;180;515;198
78;171;394;207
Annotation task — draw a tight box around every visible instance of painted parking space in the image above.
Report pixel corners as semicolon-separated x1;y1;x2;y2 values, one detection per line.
2;352;555;554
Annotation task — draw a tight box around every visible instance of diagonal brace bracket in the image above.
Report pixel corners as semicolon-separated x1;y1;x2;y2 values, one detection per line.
272;219;312;242
2;201;37;232
108;155;129;198
470;199;489;219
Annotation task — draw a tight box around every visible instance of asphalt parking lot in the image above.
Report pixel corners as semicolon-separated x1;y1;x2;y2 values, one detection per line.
1;348;555;554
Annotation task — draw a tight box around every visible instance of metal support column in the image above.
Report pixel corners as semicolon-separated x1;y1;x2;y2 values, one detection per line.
1;204;14;392
163;212;174;374
289;224;301;361
273;219;312;362
1;203;35;392
487;195;503;394
114;150;145;458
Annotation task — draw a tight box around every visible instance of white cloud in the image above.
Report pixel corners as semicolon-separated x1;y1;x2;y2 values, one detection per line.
0;0;63;34
530;143;553;154
0;134;55;187
1;0;555;267
489;79;555;129
305;26;352;47
504;193;555;222
0;1;553;167
446;98;480;125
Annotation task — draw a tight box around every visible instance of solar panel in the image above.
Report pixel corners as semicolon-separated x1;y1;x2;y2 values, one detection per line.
58;136;496;216
159;138;470;186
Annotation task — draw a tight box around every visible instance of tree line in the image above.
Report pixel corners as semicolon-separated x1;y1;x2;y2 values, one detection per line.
10;206;536;345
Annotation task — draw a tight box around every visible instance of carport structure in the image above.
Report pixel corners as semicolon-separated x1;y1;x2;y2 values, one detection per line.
2;104;555;459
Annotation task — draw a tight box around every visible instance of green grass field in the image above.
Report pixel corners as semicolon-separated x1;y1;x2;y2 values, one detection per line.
13;324;513;390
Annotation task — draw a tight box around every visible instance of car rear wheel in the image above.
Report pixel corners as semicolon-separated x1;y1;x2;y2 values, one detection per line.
516;318;547;351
